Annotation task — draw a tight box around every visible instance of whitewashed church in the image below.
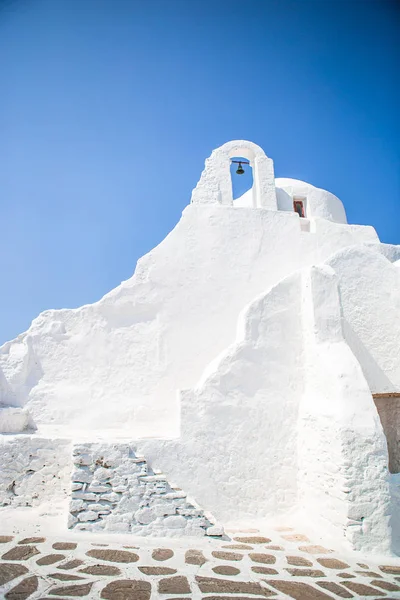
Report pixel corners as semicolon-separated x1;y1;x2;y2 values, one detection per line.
1;140;399;556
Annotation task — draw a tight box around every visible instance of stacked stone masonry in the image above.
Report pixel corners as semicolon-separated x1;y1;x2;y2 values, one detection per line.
68;443;222;537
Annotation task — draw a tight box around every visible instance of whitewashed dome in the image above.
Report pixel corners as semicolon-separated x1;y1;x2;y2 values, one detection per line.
275;178;347;223
235;177;347;224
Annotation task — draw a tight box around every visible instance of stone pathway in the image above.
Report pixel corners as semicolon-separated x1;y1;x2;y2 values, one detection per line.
0;527;400;599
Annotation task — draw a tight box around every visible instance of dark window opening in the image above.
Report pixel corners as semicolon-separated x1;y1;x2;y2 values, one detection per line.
293;199;305;218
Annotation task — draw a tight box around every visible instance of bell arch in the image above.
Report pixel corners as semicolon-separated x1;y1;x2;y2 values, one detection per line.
191;140;277;209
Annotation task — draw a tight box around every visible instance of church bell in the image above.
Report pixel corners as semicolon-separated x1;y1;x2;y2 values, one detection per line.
236;162;245;175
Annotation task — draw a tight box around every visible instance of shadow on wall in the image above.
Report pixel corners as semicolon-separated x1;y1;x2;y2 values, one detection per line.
342;319;394;393
230;156;253;200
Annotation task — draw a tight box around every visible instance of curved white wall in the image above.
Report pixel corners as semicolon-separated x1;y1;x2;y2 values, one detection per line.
328;245;400;393
276;178;347;223
0;204;377;438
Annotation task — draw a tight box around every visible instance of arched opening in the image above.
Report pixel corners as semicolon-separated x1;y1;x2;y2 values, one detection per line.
230;156;254;206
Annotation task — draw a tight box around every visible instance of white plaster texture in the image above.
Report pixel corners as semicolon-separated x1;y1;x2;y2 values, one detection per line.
0;140;398;554
0;435;71;507
297;265;391;554
140;271;304;522
0;147;379;438
139;264;393;553
327;244;400;393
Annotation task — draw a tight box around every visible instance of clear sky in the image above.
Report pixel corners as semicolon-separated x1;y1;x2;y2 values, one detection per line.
1;0;399;344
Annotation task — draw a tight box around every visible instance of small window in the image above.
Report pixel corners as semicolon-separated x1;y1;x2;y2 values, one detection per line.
293;199;305;218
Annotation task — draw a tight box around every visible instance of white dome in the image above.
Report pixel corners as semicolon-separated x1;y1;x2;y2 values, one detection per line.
234;178;347;224
275;178;347;223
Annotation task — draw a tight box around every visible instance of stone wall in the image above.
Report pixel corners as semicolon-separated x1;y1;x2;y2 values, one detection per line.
68;443;222;537
0;435;71;507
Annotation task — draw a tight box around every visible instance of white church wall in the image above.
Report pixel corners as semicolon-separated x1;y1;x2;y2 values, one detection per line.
0;139;398;554
0;435;71;508
328;245;400;393
0;200;380;439
297;265;391;554
140;270;305;522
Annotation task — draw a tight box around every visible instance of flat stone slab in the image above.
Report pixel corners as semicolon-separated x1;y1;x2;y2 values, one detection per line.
371;579;400;591
152;548;174;561
86;549;139;563
139;566;177;575
37;554;65;565
0;537;14;544
251;566;279;575
249;553;276;564
212;565;241;575
101;580;151;600
317;557;350;569
196;576;274;596
2;546;40;561
286;568;326;577
380;564;400;574
267;579;337;599
233;536;271;544
282;534;310;542
185;549;206;565
286;555;313;566
212;550;243;561
50;573;86;581
57;559;84;570
317;580;354;598
18;537;46;545
341;580;386;595
0;563;29;586
5;575;38;600
52;543;78;551
80;565;121;576
222;544;253;550
49;582;93;596
158;575;191;594
298;545;333;554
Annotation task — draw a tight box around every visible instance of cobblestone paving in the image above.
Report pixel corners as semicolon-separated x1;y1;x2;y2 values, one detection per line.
0;528;399;599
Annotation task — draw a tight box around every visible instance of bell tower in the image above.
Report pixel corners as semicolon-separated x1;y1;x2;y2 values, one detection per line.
191;140;277;209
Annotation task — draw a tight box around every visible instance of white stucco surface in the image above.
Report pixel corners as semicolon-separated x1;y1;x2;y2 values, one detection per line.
0;207;377;437
0;140;398;553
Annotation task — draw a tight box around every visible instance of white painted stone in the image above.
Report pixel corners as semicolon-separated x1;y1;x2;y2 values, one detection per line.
0;407;35;433
78;510;98;522
95;468;112;481
163;515;187;528
88;484;110;493
134;507;156;524
70;499;85;512
153;503;177;517
72;492;97;501
71;469;92;483
68;514;78;527
206;524;224;536
73;454;92;466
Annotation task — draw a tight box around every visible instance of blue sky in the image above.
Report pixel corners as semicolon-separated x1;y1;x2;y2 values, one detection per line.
0;0;399;344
